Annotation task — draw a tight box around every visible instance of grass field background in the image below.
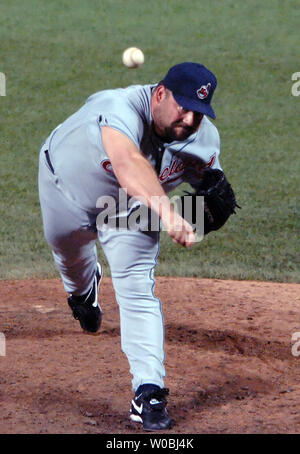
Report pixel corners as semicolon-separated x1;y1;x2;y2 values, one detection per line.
0;0;299;282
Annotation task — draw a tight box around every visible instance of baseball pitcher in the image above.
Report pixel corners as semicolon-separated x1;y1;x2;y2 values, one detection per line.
38;62;238;431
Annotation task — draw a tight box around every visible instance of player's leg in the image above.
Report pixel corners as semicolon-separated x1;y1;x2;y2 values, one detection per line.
98;227;174;430
38;146;102;332
99;227;164;389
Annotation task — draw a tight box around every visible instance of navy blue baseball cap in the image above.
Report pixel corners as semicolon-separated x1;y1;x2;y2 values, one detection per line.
161;62;217;119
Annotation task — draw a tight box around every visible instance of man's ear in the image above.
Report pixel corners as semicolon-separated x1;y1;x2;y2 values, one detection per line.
155;84;167;103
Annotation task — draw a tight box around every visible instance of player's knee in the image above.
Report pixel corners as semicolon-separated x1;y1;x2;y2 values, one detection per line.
112;273;159;309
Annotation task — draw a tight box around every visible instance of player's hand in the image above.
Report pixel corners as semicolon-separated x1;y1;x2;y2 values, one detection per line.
162;207;196;247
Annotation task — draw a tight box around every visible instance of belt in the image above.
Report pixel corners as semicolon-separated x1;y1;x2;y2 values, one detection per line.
44;149;55;174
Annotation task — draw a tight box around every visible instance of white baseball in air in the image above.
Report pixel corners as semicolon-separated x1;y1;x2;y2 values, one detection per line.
122;47;145;69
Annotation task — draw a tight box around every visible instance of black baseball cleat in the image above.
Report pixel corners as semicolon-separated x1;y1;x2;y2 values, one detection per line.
130;384;175;431
67;262;102;333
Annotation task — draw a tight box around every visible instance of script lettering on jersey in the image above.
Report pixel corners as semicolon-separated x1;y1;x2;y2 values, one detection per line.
159;159;185;183
207;154;216;167
159;153;216;183
101;153;216;182
101;159;114;173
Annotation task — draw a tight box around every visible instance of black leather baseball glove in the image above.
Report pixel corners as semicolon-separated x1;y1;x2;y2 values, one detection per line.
179;168;240;235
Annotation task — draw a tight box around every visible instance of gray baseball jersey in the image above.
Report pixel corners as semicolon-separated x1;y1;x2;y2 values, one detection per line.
44;84;221;213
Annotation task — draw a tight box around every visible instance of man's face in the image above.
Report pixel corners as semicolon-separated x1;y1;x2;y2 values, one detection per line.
152;86;203;142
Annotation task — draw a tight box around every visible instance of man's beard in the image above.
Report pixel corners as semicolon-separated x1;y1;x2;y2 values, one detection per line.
163;122;196;142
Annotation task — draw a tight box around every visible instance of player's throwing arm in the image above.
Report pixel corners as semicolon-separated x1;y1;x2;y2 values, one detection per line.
101;126;195;247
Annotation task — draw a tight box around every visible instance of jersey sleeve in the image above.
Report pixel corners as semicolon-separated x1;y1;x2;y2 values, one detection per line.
97;97;144;148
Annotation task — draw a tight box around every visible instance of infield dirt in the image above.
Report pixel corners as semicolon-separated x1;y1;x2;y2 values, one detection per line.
0;277;299;434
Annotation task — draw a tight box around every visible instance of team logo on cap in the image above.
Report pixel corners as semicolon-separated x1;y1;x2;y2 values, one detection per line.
197;83;211;100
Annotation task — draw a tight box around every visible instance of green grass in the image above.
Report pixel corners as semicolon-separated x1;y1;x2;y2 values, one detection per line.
0;0;299;282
